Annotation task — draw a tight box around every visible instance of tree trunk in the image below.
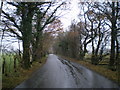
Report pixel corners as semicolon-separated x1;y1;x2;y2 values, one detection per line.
91;23;95;64
22;39;31;69
32;31;43;61
83;43;87;59
0;0;3;20
32;12;43;62
22;9;33;69
109;2;116;70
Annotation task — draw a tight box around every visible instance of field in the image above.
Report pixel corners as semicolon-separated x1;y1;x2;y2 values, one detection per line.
1;53;20;76
1;53;47;88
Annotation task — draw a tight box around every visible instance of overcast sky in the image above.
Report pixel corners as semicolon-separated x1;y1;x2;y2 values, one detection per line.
0;0;80;51
59;0;80;29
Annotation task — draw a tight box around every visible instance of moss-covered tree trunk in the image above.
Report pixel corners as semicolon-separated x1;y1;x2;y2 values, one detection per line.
32;31;43;62
32;12;43;62
22;5;34;69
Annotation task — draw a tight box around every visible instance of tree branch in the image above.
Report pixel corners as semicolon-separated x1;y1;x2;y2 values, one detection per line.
2;10;22;33
41;2;64;31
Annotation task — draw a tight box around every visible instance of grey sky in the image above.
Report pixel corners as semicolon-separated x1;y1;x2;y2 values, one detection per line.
0;0;80;51
60;0;80;29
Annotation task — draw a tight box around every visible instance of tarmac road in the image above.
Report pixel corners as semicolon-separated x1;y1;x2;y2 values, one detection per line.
15;54;119;88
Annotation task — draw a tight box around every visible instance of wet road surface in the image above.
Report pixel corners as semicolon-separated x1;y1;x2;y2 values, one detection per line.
15;54;120;88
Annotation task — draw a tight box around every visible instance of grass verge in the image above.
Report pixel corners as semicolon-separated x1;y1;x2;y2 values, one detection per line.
60;56;120;86
2;56;47;89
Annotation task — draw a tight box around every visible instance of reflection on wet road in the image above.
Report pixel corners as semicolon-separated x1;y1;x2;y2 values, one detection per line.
15;54;119;88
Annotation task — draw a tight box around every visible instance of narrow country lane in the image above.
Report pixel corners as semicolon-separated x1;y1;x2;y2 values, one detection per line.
15;54;119;88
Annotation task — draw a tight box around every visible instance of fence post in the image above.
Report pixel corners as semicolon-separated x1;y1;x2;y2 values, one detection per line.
2;57;5;74
14;55;17;72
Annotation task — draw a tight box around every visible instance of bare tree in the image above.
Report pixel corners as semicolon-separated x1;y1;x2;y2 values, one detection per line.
2;2;64;69
93;2;120;70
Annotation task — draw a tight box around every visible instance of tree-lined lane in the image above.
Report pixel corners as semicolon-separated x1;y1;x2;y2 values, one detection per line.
15;54;119;88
